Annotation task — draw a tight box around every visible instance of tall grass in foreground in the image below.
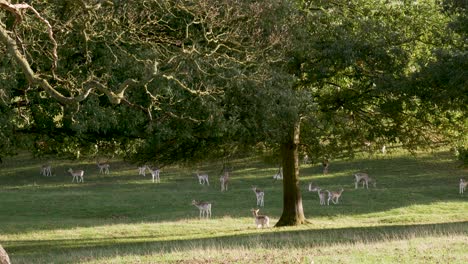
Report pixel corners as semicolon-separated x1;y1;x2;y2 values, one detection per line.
0;149;467;263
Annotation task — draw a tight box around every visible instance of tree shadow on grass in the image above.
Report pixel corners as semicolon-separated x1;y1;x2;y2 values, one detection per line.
6;221;468;263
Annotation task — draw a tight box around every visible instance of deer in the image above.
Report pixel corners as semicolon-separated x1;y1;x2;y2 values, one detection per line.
252;186;264;207
0;244;11;264
150;168;160;183
317;188;328;206
327;188;344;205
354;172;376;189
196;172;209;186
138;165;148;176
381;145;387;154
40;164;52;176
273;167;283;180
251;208;270;228
322;159;330;174
220;170;229;191
460;178;468;194
68;168;84;183
192;200;212;218
308;182;320;192
97;162;110;174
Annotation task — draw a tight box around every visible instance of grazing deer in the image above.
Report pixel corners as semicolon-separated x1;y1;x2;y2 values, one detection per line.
40;164;52;176
308;182;320;192
273;167;283;180
0;244;11;264
317;189;328;206
251;208;270;228
97;162;110;174
460;179;468;194
252;186;264;207
322;159;330;174
68;168;84;183
354;172;376;189
138;165;148;176
327;188;344;205
192;200;212;218
220;171;229;191
150;168;160;183
196;172;209;186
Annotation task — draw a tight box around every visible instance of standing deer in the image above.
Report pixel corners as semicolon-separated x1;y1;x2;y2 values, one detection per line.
68;168;84;183
196;172;209;186
354;172;376;189
460;178;468;194
317;188;328;206
322;159;330;174
327;188;344;205
252;186;264;207
220;170;229;192
40;164;52;176
251;209;270;228
97;162;110;174
192;200;212;218
150;168;160;183
138;165;148;176
273;167;283;180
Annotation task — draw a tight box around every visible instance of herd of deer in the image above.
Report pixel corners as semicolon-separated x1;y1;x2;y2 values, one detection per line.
38;159;467;230
308;172;375;207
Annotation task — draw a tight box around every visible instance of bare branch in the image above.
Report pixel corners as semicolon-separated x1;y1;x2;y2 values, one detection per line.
0;0;58;73
84;79;139;104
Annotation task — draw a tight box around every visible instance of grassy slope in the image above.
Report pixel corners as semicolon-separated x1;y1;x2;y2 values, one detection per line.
0;149;467;263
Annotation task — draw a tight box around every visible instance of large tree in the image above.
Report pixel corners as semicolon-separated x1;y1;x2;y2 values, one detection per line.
273;0;467;226
0;0;285;162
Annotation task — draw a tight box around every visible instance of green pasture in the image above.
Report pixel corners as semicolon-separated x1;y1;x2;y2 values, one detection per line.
0;149;467;263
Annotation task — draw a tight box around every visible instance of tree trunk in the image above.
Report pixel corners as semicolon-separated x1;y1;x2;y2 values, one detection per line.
275;121;306;226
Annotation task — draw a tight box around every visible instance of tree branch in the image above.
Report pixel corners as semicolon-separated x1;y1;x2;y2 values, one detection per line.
0;0;58;73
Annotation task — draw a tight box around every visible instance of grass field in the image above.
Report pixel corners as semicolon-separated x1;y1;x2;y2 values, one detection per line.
0;149;467;263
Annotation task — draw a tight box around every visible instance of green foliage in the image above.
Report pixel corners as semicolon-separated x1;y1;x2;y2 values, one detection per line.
0;0;466;168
